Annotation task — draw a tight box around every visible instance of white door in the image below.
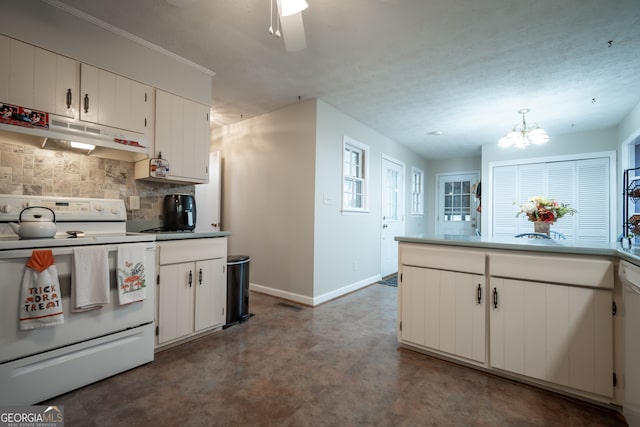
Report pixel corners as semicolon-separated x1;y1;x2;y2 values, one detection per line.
195;152;221;232
381;156;404;278
436;172;479;235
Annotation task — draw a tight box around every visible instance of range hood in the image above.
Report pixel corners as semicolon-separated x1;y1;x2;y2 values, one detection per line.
0;115;150;162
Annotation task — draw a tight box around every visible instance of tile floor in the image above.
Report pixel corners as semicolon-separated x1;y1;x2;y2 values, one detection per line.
44;284;628;426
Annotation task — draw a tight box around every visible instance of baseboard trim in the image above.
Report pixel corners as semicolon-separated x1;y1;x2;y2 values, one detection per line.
249;274;381;307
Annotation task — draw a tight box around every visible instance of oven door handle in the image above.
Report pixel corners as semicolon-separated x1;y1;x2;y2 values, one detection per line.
0;243;154;260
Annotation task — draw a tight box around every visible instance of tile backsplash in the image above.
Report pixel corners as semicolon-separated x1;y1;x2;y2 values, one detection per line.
0;138;194;221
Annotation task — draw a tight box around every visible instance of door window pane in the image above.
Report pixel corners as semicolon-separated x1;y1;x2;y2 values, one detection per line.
443;180;472;221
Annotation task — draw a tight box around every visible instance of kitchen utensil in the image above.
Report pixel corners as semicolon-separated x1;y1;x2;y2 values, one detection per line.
8;206;57;238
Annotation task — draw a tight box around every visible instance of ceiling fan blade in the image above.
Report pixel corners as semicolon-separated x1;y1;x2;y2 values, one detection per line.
276;0;307;52
279;12;307;51
166;0;201;6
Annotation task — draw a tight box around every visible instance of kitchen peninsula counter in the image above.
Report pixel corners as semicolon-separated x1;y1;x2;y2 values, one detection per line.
394;233;630;410
395;234;640;265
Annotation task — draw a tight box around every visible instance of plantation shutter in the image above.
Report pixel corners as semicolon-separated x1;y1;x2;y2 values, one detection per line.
576;158;610;242
517;163;545;233
547;162;576;239
491;157;611;241
492;165;518;237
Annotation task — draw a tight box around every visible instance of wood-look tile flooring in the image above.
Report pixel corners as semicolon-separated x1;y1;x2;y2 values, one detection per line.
44;284;628;426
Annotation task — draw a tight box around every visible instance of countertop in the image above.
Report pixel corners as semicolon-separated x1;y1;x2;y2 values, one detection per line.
395;234;640;265
126;221;230;241
126;231;231;241
142;231;230;241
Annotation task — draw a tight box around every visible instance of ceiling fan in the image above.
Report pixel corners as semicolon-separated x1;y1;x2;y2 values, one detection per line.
167;0;307;52
270;0;308;52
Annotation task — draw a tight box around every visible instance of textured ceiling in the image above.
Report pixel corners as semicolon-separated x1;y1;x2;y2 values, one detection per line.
50;0;640;159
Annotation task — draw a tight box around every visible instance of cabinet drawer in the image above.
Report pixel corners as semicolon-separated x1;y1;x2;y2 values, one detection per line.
159;238;227;265
490;253;614;289
399;243;485;274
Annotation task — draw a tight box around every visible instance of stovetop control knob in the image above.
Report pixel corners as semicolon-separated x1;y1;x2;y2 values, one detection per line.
94;203;104;212
0;204;12;213
110;206;121;215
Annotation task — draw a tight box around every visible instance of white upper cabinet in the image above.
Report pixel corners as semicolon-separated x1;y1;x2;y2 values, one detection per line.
79;64;149;134
153;89;210;183
0;36;9;103
0;35;78;118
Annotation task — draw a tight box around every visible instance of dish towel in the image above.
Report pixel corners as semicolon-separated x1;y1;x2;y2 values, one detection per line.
117;243;147;305
71;246;110;312
19;250;64;330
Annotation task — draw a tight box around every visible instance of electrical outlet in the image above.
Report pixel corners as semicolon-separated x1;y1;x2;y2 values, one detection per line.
129;196;140;210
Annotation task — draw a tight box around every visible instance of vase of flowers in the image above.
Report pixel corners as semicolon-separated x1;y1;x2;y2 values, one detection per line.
517;196;577;235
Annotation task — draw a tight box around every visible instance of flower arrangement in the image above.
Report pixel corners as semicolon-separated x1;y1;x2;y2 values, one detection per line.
516;196;577;223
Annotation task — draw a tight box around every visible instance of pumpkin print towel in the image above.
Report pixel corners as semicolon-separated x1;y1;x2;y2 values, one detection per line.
19;250;64;330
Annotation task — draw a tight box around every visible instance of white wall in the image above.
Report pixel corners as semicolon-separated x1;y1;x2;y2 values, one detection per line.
213;99;429;304
213;100;317;301
618;100;640;147
313;100;429;300
0;0;213;105
425;156;481;235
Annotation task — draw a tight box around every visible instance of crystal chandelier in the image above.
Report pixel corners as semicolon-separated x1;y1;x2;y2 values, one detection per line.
498;108;549;148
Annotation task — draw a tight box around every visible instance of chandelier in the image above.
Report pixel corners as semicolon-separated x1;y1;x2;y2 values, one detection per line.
498;108;549;148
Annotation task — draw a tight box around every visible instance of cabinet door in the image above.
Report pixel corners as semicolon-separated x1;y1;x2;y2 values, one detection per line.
194;258;226;331
183;99;210;181
490;278;613;397
454;273;485;363
112;74;148;134
155;90;184;175
129;80;149;134
80;64;148;132
401;267;486;363
157;262;195;344
0;36;77;118
79;64;100;124
399;266;427;346
53;55;79;118
33;48;57;114
19;44;78;118
155;90;210;182
0;35;9;102
8;39;35;109
490;278;526;374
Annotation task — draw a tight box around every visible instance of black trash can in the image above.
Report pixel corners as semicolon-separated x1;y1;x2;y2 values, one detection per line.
225;255;250;327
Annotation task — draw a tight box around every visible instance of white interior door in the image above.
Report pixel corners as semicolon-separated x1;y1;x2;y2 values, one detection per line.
195;151;221;232
381;156;404;278
436;172;479;236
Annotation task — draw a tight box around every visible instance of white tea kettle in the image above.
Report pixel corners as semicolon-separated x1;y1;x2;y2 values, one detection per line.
9;206;57;239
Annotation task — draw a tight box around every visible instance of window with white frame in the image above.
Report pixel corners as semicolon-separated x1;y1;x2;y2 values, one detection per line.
342;136;369;212
411;167;424;215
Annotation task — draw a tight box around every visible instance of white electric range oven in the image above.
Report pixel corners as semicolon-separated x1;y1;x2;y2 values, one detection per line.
0;195;156;405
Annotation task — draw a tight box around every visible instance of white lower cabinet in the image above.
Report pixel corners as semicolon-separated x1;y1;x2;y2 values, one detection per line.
156;238;227;347
490;278;613;397
400;266;486;363
399;243;617;403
